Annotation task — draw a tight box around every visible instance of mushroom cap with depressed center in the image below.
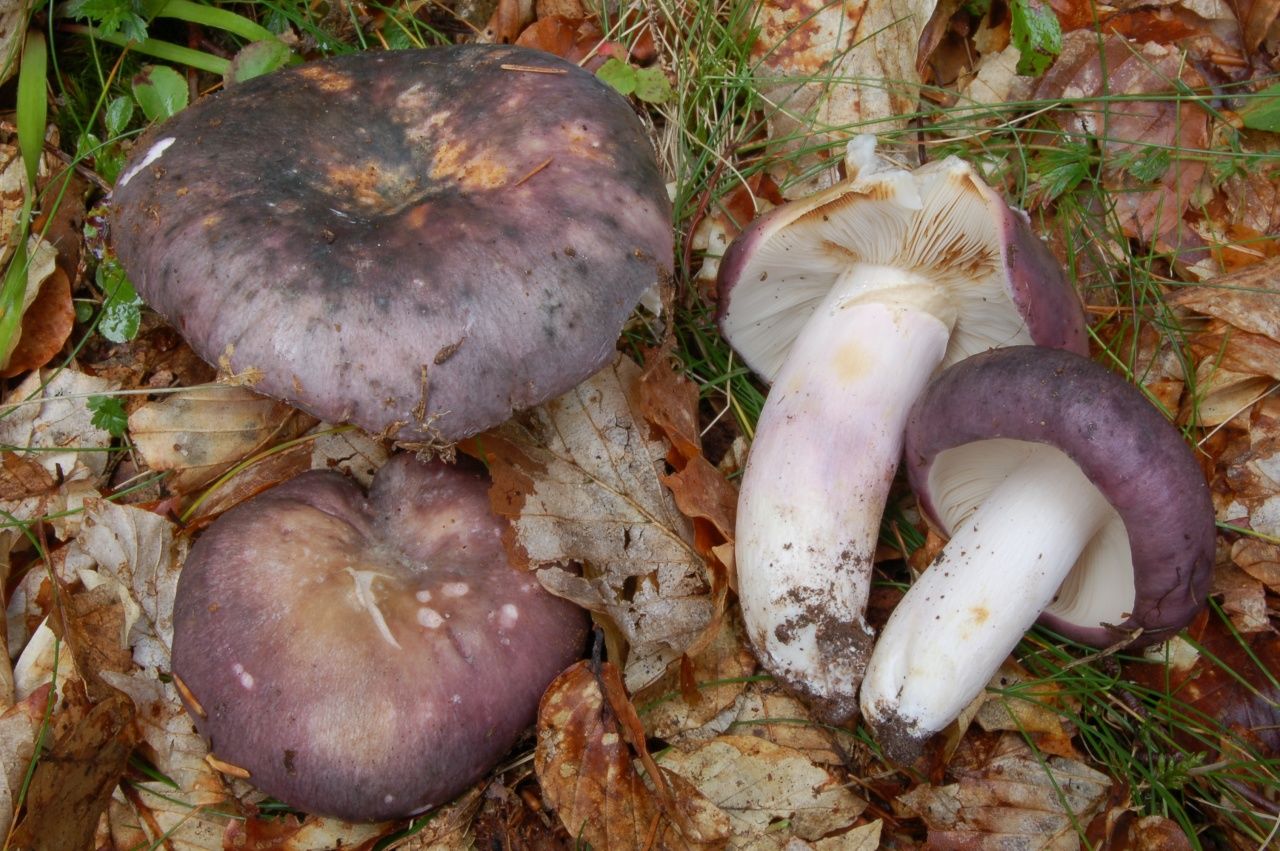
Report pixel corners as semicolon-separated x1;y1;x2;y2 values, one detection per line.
110;45;672;443
170;454;589;821
716;137;1087;380
904;345;1214;647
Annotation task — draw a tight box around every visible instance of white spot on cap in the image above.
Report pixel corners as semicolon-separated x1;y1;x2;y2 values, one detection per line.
117;137;176;187
415;589;432;603
384;793;395;804
498;604;519;629
442;582;469;597
231;662;254;690
345;568;403;650
451;694;462;704
417;607;444;629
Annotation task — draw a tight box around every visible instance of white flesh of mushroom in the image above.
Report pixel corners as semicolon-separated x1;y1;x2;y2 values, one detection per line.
860;441;1132;759
724;142;1037;720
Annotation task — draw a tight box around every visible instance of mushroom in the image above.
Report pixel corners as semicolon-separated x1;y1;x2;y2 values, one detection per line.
860;346;1214;762
110;45;672;445
716;137;1087;721
170;453;589;820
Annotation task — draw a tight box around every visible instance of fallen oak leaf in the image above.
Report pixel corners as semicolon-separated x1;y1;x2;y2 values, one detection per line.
468;353;714;691
895;734;1111;849
658;735;868;848
535;660;730;850
1169;258;1280;342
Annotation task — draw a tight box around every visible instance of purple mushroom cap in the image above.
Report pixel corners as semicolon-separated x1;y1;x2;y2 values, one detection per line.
170;454;588;821
111;45;672;443
905;345;1214;647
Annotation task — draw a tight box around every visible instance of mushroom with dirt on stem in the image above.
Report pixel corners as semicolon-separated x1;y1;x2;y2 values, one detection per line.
109;44;672;446
860;345;1215;763
715;137;1087;722
170;453;590;821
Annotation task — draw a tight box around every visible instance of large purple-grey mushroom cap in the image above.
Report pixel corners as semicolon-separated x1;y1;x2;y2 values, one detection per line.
861;346;1214;763
111;45;672;444
171;454;588;821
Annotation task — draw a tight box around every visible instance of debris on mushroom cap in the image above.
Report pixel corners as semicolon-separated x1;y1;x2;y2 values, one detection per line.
861;346;1214;763
711;136;1087;724
905;345;1214;646
170;453;589;821
110;45;673;445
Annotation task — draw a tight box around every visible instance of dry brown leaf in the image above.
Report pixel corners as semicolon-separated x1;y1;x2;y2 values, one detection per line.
471;354;714;691
728;680;857;766
1211;558;1270;632
8;688;136;850
1088;807;1195;850
955;45;1034;120
222;812;394;849
786;820;882;850
1;266;75;378
972;663;1080;759
128;384;311;494
1191;319;1280;380
0;684;51;839
117;782;233;850
750;0;938;195
640;611;757;742
309;425;388;486
895;734;1111;849
1171;259;1280;342
1035;33;1210;254
535;660;729;850
659;735;867;849
0;367;119;480
186;440;312;521
1231;536;1280;592
1228;0;1280;49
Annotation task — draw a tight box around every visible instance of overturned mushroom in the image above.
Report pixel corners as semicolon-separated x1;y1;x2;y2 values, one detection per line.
110;45;672;444
171;454;588;821
716;137;1086;721
861;346;1214;762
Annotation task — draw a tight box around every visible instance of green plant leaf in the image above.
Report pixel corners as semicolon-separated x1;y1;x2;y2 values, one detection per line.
596;57;637;96
1239;83;1280;132
64;0;149;42
633;66;672;104
88;395;128;437
1011;0;1061;77
96;259;143;344
1125;147;1172;182
16;31;47;191
104;95;134;137
131;65;188;122
226;39;294;85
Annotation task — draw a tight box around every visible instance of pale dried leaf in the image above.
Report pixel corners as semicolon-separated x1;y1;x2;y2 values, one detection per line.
0;0;26;87
660;735;866;847
13;617;77;701
956;45;1034;120
786;820;882;850
309;425;388;485
973;663;1080;758
1214;558;1271;632
727;681;855;766
0;685;50;839
0;368;119;479
641;612;757;741
1170;262;1280;342
480;354;713;691
896;735;1111;849
129;385;307;493
120;782;234;850
751;0;938;195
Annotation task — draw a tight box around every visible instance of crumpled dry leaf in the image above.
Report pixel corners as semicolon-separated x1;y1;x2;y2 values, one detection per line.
659;735;867;849
128;384;311;494
222;811;394;849
2;266;75;378
639;612;757;742
471;354;714;691
971;663;1081;760
895;734;1111;849
1230;536;1280;593
0;367;120;480
785;820;882;850
0;141;60;372
750;0;938;195
7;687;136;850
1213;557;1270;632
536;660;730;850
0;684;50;839
1035;32;1210;256
309;425;388;486
1171;258;1280;342
727;679;857;766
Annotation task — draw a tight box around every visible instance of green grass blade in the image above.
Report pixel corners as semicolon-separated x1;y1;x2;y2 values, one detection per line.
16;30;47;190
63;24;231;76
156;0;276;43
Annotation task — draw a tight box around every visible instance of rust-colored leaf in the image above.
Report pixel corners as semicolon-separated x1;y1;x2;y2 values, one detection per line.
9;688;136;850
896;734;1111;849
1;266;75;378
535;660;729;850
1034;32;1210;255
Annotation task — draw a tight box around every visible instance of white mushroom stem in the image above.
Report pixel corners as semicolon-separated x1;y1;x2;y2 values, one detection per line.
737;265;956;722
860;447;1113;760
